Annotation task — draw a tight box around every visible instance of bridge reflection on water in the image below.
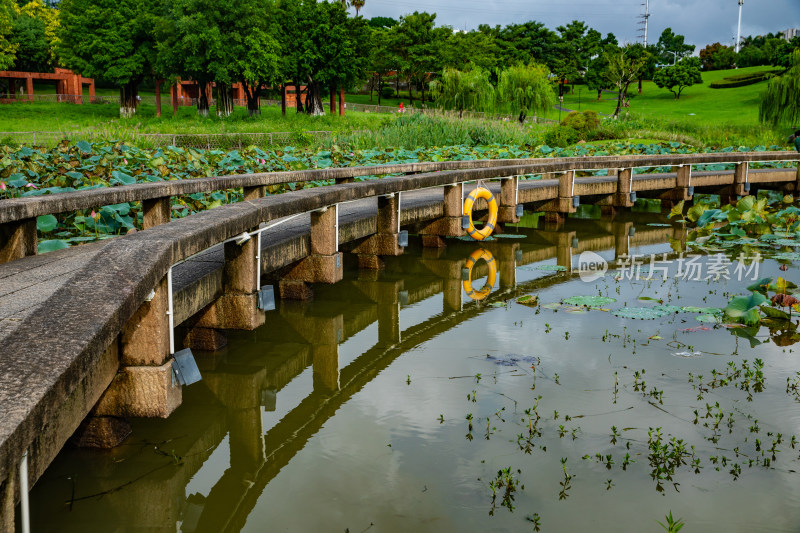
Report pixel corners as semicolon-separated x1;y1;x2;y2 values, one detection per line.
27;214;674;532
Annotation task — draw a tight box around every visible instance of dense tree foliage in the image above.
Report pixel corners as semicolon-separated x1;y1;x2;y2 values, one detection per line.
0;0;19;70
653;57;703;99
13;0;797;124
58;0;159;116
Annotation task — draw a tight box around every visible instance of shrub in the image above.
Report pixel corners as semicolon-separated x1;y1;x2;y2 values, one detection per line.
543;125;580;147
557;110;602;144
380;86;395;99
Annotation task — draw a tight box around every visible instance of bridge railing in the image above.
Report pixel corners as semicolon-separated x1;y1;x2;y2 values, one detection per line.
1;151;798;265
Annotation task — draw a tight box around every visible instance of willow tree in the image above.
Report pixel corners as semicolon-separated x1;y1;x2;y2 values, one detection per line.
429;65;494;118
759;50;800;127
497;63;554;124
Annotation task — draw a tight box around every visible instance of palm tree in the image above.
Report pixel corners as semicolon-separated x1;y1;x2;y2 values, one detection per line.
352;0;365;15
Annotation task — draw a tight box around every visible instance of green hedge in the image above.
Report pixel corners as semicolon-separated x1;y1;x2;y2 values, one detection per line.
710;70;781;89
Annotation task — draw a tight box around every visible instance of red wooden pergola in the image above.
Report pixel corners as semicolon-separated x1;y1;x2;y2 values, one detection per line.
0;68;95;104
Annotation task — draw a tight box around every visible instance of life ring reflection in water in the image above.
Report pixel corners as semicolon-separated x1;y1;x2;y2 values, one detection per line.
463;186;498;241
462;248;497;301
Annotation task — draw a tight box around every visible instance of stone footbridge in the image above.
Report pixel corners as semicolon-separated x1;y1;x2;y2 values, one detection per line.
0;152;798;530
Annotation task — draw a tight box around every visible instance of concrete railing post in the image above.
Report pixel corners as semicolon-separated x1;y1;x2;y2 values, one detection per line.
661;165;693;211
92;279;181;420
497;177;520;224
280;205;344;299
351;193;404;269
542;171;576;225
142;197;171;229
194;233;265;331
421;183;464;248
0;218;37;264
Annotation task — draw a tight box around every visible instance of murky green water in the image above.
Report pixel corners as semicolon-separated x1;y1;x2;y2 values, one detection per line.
27;213;800;532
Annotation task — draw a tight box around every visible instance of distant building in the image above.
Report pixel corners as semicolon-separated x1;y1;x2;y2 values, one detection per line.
783;28;798;41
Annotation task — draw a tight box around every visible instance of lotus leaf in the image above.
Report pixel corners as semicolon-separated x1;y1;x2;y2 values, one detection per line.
516;295;539;307
36;214;57;233
610;307;671;320
38;239;69;253
724;292;768;317
562;295;616;307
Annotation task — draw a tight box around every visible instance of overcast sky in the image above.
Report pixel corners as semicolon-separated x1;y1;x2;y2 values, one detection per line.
358;0;800;50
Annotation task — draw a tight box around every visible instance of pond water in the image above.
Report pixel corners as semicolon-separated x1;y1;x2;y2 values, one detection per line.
26;211;800;532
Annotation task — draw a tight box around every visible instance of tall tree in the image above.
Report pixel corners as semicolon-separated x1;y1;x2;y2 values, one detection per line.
699;42;736;70
496;62;554;124
58;0;159;117
390;11;443;107
157;0;236;116
276;0;369;115
759;49;800;126
232;0;281;116
656;27;695;65
12;0;58;71
11;9;49;72
604;44;647;118
0;0;17;70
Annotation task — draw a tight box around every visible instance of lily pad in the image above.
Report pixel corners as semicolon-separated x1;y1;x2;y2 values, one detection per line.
610;307;671;320
542;302;562;309
681;306;723;315
534;264;568;272
653;304;682;314
696;314;721;324
773;239;800;247
562;295;617;307
516;295;539;307
494;234;527;239
564;307;588;314
647;223;672;227
773;252;800;261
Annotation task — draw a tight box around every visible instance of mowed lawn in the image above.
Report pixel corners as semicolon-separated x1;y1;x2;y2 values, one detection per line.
560;66;780;126
0;98;390;135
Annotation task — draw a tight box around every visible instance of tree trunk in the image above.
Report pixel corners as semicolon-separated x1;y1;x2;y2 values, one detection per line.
305;80;325;116
421;82;425;109
280;84;286;116
395;75;399;97
294;80;304;113
597;89;602;100
638;77;643;94
244;85;261;116
408;77;414;107
613;85;624;118
377;75;382;105
197;82;210;117
216;81;233;117
518;111;525;125
119;82;138;118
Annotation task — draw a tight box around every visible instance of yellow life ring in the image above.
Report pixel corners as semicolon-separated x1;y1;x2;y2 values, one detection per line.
463;186;498;241
463;249;497;301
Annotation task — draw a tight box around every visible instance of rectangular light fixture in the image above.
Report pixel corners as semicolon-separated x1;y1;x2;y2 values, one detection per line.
258;285;276;311
172;348;202;386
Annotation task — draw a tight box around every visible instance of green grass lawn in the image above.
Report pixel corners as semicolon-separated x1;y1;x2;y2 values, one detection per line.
0;100;391;136
560;66;779;126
